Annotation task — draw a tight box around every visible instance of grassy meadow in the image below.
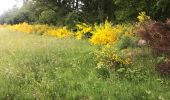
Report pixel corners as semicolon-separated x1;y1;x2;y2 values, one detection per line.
0;28;169;100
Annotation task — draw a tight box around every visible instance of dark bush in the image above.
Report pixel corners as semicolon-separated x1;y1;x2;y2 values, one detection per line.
156;60;170;76
137;19;170;56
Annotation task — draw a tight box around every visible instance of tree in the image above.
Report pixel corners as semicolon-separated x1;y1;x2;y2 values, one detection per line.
0;0;170;25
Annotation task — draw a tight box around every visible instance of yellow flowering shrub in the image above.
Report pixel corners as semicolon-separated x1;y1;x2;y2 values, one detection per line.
90;20;121;45
1;20;135;42
5;22;72;38
8;23;52;35
75;23;92;39
94;46;149;81
89;19;136;45
45;27;72;38
9;22;33;33
96;46;132;69
137;11;150;23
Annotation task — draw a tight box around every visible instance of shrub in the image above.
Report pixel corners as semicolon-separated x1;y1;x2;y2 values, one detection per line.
95;46;132;80
90;20;135;45
156;60;170;76
9;22;33;34
31;24;52;35
137;19;170;55
116;34;138;50
95;46;149;81
6;23;72;38
96;46;132;69
90;20;123;45
45;27;72;38
75;22;92;40
116;67;148;81
8;23;52;35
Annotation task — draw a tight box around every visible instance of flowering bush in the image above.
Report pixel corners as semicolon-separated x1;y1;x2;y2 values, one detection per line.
90;20;135;45
95;46;134;80
9;22;33;33
31;24;52;35
4;22;72;38
96;46;132;69
90;20;122;45
75;23;92;39
45;27;72;38
8;23;52;35
95;46;149;81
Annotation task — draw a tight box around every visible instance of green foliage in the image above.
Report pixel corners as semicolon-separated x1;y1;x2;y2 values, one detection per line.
0;0;170;25
94;35;155;82
38;10;58;25
116;66;148;81
0;7;29;24
113;0;170;21
95;46;147;81
96;67;110;80
64;11;83;29
117;34;138;50
156;56;167;64
0;1;36;24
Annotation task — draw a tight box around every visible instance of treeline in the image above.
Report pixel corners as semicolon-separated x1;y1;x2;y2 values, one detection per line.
0;0;170;26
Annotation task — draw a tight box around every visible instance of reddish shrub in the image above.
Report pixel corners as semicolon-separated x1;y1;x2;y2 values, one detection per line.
137;19;170;55
156;60;170;76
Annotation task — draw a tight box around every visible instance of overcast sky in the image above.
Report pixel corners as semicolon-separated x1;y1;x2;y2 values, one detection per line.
0;0;23;15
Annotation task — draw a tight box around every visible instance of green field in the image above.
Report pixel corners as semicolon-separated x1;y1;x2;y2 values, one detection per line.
0;29;170;100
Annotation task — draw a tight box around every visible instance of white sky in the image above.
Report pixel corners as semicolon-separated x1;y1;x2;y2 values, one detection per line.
0;0;23;15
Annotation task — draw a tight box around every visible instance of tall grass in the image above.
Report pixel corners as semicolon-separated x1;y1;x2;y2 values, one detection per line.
0;29;169;100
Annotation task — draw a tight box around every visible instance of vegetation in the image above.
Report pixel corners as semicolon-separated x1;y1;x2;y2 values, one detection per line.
0;0;170;25
0;0;170;99
0;28;169;100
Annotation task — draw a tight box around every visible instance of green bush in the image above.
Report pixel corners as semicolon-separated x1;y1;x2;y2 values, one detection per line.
117;34;138;50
